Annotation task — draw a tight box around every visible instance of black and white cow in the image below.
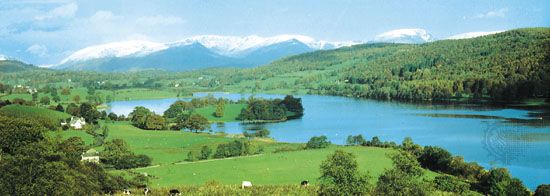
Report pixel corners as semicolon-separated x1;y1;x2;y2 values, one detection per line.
301;180;309;187
169;189;181;196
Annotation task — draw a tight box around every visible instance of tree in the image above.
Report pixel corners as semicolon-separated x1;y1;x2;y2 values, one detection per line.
144;114;165;130
66;103;80;116
534;184;550;196
318;150;371;195
80;102;100;124
418;146;453;173
477;168;530;196
107;112;118;121
32;93;38;102
434;175;470;194
183;114;210;133
102;126;109;138
130;106;152;128
214;101;225;117
187;151;198;162
306;136;331;149
102;139;151;169
346;134;366;146
199;145;212;160
280;95;304;118
375;152;427;195
55;104;64;112
52;95;61;103
61;88;71;95
72;95;81;103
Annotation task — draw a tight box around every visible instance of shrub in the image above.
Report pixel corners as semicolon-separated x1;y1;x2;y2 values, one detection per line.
306;136;331;149
434;175;470;194
318;150;371;195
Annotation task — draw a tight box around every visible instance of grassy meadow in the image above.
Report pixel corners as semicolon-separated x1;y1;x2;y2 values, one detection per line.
54;122;437;188
0;104;70;122
193;103;247;122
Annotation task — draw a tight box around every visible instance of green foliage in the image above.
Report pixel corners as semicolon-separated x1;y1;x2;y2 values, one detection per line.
0;115;133;195
0;104;69;130
243;129;270;138
101;139;152;169
237;97;287;121
214;101;225;117
318;150;371;195
434;175;470;194
79;102;100;124
130;106;166;130
346;134;366;146
39;96;50;105
213;140;260;158
280;95;304;118
199;145;212;160
476;168;530;196
144;114;166;130
181;114;210;133
306;135;331;149
534;184;550;196
375;152;428;196
418;146;453;172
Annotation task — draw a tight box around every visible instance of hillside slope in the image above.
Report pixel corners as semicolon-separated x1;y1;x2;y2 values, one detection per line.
0;60;40;73
227;28;549;101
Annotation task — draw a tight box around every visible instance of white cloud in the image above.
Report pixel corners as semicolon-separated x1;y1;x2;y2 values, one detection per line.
473;8;508;19
89;10;116;22
26;44;48;56
35;2;78;20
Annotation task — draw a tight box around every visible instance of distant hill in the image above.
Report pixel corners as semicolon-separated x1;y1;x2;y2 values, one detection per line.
53;35;357;72
232;28;550;101
0;60;40;73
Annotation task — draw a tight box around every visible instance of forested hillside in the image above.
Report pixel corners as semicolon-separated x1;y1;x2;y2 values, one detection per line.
0;60;40;73
227;28;549;101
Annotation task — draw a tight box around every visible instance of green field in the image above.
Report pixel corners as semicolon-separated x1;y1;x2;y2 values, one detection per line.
193;103;247;122
104;122;236;164
94;122;437;188
51;130;95;145
137;146;411;187
0;104;70;122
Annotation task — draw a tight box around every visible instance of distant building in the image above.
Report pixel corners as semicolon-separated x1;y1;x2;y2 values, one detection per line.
81;149;100;163
61;116;86;129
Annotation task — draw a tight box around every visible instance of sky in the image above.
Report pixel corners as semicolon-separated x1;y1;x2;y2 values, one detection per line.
0;0;548;65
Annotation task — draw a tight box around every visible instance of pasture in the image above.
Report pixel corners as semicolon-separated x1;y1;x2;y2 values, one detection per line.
193;103;247;122
0;104;70;122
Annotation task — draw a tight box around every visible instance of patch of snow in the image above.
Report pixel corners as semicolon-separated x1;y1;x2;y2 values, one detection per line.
374;28;433;43
446;31;503;40
61;40;168;63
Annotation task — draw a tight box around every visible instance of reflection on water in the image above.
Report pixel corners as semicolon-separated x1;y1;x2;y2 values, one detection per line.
108;92;550;189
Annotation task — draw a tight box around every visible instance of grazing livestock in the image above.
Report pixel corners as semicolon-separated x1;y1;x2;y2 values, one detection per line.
122;189;131;195
241;181;252;189
169;189;181;196
301;180;309;187
143;187;151;195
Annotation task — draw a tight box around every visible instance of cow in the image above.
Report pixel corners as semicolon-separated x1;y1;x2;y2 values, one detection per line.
122;189;131;195
169;189;181;196
301;180;309;187
143;187;151;195
137;185;151;195
241;181;252;189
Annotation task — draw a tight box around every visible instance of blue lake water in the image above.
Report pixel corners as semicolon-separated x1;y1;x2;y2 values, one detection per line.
108;92;550;189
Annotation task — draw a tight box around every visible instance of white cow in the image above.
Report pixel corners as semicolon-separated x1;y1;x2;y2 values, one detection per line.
241;181;252;189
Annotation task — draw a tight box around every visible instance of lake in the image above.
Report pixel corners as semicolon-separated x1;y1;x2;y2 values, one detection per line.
108;92;550;189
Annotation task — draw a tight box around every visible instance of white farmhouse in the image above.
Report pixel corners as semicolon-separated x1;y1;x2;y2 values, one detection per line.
66;116;86;129
81;149;100;163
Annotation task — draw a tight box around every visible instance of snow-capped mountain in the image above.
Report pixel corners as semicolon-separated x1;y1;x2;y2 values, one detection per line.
61;40;168;64
55;35;359;72
373;28;433;44
446;31;504;40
